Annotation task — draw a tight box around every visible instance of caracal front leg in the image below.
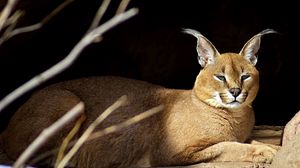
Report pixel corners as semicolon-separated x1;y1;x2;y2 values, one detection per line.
173;141;278;165
249;140;281;151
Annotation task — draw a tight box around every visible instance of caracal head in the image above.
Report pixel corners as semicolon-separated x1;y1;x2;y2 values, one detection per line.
183;29;277;109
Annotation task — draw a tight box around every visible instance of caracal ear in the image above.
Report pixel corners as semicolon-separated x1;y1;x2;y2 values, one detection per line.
239;29;278;66
183;28;220;68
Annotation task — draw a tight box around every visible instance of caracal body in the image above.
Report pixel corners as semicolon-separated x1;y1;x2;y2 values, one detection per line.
0;29;278;167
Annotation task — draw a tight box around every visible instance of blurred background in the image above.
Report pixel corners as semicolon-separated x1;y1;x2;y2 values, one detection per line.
0;0;298;131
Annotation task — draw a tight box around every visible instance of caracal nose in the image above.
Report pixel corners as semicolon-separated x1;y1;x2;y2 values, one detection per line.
229;88;241;97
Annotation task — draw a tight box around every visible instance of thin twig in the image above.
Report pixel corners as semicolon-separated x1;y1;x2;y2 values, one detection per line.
1;9;24;31
0;0;19;30
0;0;74;46
43;0;75;24
0;8;138;113
115;0;131;15
56;95;128;168
12;102;85;168
88;105;163;141
1;10;23;40
55;114;86;167
88;0;111;32
30;104;163;165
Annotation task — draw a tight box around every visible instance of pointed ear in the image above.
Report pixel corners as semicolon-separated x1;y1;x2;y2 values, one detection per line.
239;29;278;66
183;28;220;67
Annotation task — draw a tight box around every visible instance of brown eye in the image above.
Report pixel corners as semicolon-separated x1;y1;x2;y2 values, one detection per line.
215;75;226;82
241;74;250;81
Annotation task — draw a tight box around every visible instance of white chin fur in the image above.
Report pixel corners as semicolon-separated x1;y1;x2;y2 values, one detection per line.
205;99;242;109
223;101;241;108
205;92;243;109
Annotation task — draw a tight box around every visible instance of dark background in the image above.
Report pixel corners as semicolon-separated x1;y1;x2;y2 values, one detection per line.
0;0;298;131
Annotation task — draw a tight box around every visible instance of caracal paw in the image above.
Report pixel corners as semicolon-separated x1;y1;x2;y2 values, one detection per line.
251;145;278;163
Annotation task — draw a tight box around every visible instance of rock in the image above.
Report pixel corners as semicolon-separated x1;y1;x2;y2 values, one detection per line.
282;110;300;146
270;110;300;168
270;133;300;168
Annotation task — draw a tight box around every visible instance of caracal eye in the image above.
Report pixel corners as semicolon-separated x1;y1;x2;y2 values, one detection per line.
241;74;250;81
214;75;226;82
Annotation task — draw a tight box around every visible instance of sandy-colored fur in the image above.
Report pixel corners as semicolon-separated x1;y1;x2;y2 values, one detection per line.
0;29;278;167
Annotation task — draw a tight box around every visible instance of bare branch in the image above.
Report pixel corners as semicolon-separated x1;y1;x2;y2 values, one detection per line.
0;0;74;46
2;9;24;30
88;0;111;32
12;102;85;168
0;8;138;113
115;0;131;15
0;0;19;30
56;95;128;168
0;10;23;39
42;0;75;24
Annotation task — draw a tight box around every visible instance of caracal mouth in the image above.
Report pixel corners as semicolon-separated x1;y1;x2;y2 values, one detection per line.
229;100;240;104
226;100;242;108
205;92;248;109
205;97;243;109
220;91;247;108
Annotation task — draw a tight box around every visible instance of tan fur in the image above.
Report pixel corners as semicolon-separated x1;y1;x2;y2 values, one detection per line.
0;29;278;167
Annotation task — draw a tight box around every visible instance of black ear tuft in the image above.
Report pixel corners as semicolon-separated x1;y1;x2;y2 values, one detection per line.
183;28;220;67
239;29;278;66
